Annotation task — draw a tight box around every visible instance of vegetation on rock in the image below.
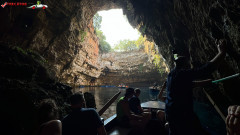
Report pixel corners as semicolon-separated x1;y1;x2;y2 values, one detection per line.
113;35;168;74
93;13;111;53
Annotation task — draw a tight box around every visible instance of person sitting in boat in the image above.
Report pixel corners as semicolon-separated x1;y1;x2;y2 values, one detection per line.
35;99;62;135
153;82;158;89
62;92;107;135
116;88;148;128
129;88;151;116
156;81;167;122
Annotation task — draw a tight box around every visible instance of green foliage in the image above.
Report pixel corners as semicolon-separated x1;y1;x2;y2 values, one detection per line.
93;13;111;53
96;29;111;53
138;64;144;72
135;35;145;49
16;46;27;55
80;30;87;42
113;35;146;52
93;13;102;30
114;39;138;52
14;46;48;64
153;54;165;74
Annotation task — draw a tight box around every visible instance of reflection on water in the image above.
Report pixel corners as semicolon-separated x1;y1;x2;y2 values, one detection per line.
74;87;152;120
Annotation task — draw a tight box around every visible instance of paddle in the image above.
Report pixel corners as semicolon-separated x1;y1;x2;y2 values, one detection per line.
212;73;239;84
98;91;121;116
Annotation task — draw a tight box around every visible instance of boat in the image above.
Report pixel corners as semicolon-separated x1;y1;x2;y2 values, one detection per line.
100;85;116;88
104;101;166;135
117;84;128;88
149;86;160;91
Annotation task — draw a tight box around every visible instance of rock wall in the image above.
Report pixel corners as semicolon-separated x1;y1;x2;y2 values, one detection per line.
121;0;240;111
0;0;117;86
0;45;72;135
97;50;168;86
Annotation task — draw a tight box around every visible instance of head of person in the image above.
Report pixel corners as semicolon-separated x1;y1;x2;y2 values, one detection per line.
70;92;86;108
124;88;135;99
134;88;141;97
174;56;191;69
37;99;58;125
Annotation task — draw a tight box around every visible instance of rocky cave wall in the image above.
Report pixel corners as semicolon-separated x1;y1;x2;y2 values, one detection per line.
111;0;240;111
0;0;118;86
97;50;168;86
121;0;240;112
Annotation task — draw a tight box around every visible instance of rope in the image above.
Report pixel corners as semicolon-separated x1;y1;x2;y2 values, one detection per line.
212;73;239;84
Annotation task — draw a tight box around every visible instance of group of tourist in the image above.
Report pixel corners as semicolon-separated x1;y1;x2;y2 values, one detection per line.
36;93;107;135
35;39;240;135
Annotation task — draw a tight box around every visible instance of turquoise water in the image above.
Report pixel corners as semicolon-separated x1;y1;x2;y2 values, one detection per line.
194;101;226;135
75;87;226;135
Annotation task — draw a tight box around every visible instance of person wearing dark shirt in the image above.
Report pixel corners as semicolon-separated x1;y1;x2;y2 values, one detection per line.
129;88;143;115
116;88;148;128
129;88;151;119
62;92;106;135
165;39;227;135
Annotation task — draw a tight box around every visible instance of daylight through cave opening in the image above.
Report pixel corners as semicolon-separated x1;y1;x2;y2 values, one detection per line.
89;9;169;87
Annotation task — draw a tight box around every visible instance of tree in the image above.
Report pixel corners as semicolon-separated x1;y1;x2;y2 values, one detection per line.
96;29;111;53
93;13;102;30
93;13;111;53
114;39;138;51
135;35;145;49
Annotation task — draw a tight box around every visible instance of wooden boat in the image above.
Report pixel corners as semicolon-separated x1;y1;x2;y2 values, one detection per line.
98;91;166;134
149;86;160;91
104;101;166;135
117;84;128;88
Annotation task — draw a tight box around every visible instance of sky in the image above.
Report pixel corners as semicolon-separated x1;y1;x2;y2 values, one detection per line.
98;9;140;47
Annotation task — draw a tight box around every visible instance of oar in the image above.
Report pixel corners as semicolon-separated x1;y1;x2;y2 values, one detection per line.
98;91;121;116
212;73;239;84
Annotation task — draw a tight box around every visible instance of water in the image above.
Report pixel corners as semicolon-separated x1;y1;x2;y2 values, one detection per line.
74;87;226;135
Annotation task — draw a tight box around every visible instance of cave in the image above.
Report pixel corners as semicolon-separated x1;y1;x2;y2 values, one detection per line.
0;0;240;134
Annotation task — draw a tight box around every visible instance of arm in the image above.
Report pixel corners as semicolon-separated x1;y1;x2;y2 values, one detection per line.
209;39;227;68
190;39;227;79
192;79;212;87
158;82;167;101
97;125;107;135
40;120;62;135
226;105;240;135
121;101;143;120
137;105;144;113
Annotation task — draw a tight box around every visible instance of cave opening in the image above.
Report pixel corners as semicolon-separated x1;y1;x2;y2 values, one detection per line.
93;9;140;52
90;9;169;88
75;8;170;120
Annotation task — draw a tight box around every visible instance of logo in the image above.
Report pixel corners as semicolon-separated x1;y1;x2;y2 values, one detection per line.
1;2;7;8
